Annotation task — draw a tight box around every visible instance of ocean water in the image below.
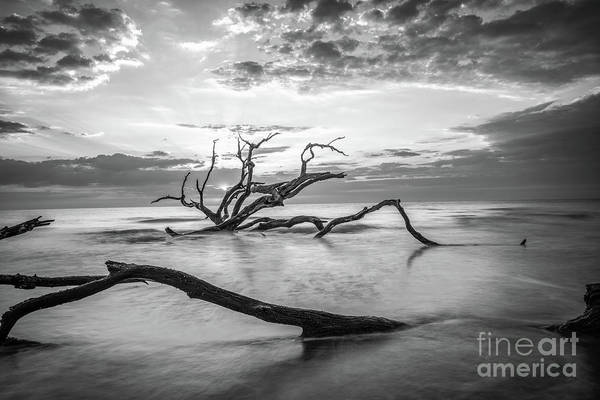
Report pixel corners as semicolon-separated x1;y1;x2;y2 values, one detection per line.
0;201;599;399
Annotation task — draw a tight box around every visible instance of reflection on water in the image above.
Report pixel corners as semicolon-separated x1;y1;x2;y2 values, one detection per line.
0;200;599;399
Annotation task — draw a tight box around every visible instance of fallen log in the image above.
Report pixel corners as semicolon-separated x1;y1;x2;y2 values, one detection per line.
0;216;54;240
0;261;408;344
547;283;600;335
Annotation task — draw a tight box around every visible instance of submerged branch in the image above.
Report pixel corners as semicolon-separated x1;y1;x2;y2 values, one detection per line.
238;216;326;231
0;274;147;289
0;217;54;240
0;261;407;344
314;199;440;246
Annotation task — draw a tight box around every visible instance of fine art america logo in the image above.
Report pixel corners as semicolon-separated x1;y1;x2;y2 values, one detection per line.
476;332;578;378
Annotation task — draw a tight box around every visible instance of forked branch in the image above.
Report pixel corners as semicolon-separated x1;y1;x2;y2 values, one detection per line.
0;261;407;344
300;137;347;175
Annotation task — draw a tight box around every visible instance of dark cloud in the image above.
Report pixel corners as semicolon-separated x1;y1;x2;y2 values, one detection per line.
0;66;74;86
234;61;264;75
76;4;128;31
0;154;203;187
39;4;131;33
281;29;324;43
56;54;93;68
365;148;421;158
284;0;316;12
2;14;37;31
213;61;265;89
177;123;202;128
0;2;141;89
254;145;291;154
202;123;311;136
0;119;31;136
337;94;600;198
0;26;37;45
200;124;227;130
387;0;423;24
221;145;290;159
335;36;359;52
306;40;341;60
235;2;272;17
176;123;310;136
456;93;600;168
146;150;170;157
214;0;600;89
35;33;80;54
312;0;353;22
0;49;43;65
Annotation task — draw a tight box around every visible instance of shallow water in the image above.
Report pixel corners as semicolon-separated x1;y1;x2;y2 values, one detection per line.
1;201;599;399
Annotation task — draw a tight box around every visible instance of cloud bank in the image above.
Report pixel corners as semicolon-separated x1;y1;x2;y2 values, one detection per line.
3;93;597;200
0;0;142;90
212;0;600;90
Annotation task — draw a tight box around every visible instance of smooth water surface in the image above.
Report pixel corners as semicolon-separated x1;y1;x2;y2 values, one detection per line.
1;201;599;399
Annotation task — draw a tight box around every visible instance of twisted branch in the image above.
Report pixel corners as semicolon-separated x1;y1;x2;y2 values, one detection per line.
314;199;440;246
300;137;347;175
231;132;281;217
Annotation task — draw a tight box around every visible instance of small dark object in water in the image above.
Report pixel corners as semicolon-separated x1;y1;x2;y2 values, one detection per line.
520;238;527;246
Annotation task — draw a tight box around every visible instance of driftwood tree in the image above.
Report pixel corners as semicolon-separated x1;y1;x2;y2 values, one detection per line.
0;217;53;240
0;261;407;344
152;134;439;244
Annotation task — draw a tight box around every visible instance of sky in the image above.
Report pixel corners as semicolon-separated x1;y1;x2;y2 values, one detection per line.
0;0;599;209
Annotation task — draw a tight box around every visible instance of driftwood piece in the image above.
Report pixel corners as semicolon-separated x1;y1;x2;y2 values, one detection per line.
237;216;326;231
548;283;600;335
0;274;147;289
167;198;440;247
0;261;408;344
314;199;439;246
0;217;54;240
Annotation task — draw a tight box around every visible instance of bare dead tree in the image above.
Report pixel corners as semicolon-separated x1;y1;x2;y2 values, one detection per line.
0;217;54;240
0;261;408;344
151;134;441;245
548;283;600;335
152;133;349;234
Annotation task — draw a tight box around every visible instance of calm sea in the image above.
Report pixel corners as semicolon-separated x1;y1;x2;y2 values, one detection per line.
1;201;599;399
